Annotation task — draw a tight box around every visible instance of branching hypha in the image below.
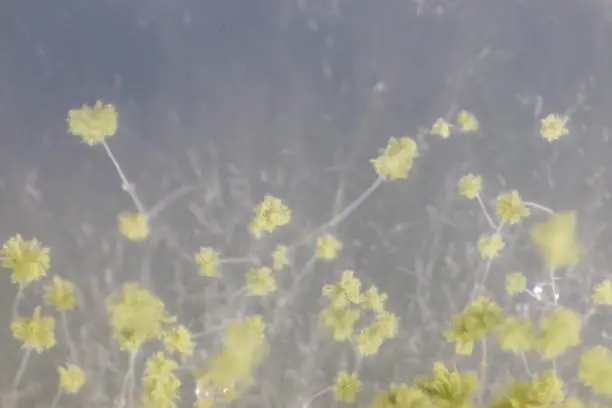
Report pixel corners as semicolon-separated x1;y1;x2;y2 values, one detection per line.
1;96;609;408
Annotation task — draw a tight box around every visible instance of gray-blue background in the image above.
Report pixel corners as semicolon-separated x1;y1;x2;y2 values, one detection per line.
1;0;612;407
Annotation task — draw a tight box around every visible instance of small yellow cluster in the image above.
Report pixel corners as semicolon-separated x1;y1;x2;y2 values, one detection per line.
161;325;195;360
477;233;505;260
496;190;530;224
44;275;77;311
1;234;50;288
315;233;342;260
332;370;362;403
457;173;482;200
117;212;150;241
141;352;181;408
504;271;527;296
58;364;85;394
271;244;289;271
322;270;362;309
106;282;176;352
248;195;291;238
591;280;612;305
194;247;220;277
540;113;569;142
67;100;118;146
444;295;502;355
11;306;56;353
370;137;418;180
246;266;276;296
456;110;480;132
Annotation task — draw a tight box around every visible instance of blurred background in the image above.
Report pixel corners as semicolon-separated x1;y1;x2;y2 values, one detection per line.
1;0;612;406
